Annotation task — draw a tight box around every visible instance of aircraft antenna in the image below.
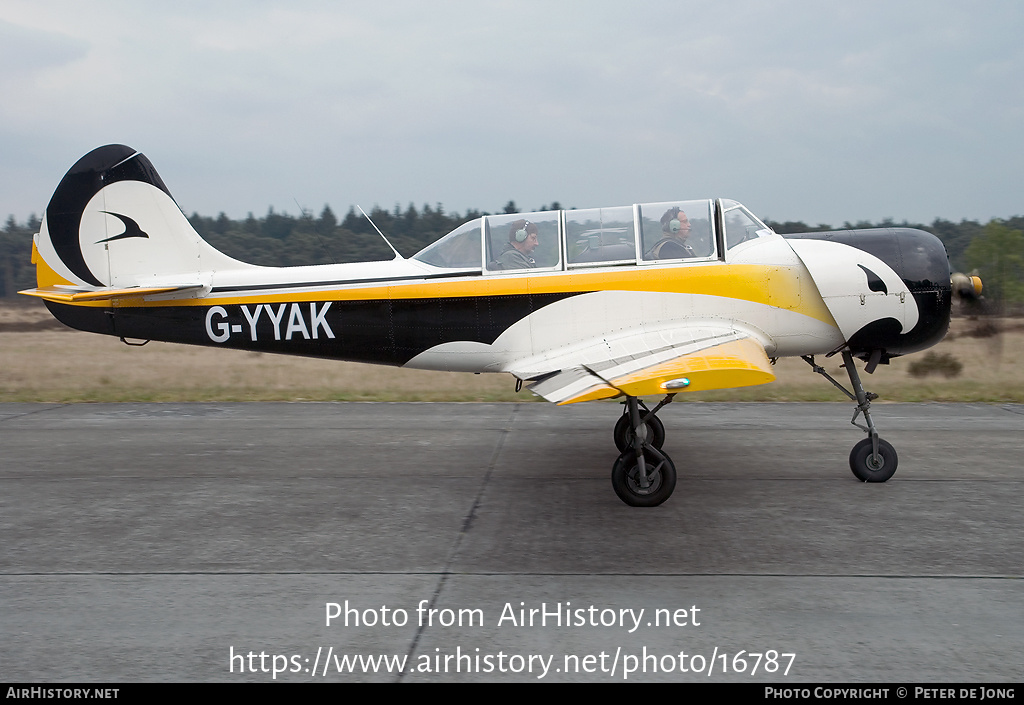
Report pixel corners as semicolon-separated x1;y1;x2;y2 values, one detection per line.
358;205;404;260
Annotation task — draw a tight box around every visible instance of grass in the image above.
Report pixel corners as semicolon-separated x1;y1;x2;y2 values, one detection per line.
2;299;1022;403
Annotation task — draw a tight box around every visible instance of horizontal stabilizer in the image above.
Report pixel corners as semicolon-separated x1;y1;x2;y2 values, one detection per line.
19;284;205;303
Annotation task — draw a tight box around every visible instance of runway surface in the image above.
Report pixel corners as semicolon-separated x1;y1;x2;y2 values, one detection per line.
1;401;1021;682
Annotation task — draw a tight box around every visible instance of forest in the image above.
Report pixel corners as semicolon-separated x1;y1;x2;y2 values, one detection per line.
2;202;1022;307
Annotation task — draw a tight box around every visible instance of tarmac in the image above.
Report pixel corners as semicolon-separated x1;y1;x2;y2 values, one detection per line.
1;401;1021;682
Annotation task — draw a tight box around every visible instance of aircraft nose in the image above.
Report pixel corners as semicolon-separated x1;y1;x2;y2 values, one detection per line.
886;227;952;356
785;227;952;359
841;227;952;358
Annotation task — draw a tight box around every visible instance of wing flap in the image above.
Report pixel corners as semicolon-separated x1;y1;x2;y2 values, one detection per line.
527;368;621;405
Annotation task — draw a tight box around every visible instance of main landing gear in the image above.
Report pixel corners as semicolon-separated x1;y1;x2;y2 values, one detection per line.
802;349;898;482
611;395;677;506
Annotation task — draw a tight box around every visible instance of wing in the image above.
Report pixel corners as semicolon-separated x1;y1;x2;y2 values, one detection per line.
514;326;776;405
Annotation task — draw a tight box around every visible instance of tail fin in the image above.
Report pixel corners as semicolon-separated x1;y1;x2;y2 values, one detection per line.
23;144;248;301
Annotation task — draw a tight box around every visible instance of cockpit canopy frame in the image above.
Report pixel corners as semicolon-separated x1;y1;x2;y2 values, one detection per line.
412;198;772;274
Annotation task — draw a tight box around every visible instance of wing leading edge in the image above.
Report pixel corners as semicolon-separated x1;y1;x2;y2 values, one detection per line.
518;327;776;405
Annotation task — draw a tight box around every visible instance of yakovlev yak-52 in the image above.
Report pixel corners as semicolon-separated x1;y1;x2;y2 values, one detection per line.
21;145;958;506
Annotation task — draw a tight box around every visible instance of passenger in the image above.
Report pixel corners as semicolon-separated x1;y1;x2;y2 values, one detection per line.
645;207;696;259
497;219;539;269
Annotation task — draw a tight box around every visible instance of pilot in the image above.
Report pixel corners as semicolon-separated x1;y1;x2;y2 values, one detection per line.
645;207;696;259
497;219;539;269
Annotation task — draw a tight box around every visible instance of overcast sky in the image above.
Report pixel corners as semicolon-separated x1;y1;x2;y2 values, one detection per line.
2;1;1021;229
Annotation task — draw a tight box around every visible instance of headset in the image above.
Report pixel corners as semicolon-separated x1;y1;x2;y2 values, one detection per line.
664;208;683;233
514;220;533;242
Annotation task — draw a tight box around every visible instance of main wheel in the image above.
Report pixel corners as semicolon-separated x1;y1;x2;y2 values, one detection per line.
613;412;666;452
849;437;898;482
611;447;677;506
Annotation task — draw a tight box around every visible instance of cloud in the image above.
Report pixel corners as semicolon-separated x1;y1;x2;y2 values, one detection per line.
1;1;1022;225
0;19;87;73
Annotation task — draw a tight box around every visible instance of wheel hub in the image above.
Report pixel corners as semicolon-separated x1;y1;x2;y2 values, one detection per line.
627;465;663;495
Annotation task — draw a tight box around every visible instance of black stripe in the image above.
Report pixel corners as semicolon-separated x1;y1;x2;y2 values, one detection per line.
46;291;587;366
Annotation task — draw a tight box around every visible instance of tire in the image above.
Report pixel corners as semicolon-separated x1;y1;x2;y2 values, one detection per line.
613;412;666;452
611;447;677;506
849;438;898;482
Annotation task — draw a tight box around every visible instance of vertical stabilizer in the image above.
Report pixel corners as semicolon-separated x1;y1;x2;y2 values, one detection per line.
32;144;250;292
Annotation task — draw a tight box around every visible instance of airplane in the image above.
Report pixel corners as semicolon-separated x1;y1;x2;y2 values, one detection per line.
20;144;956;506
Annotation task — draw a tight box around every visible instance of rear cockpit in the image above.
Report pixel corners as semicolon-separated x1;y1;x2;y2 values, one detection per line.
412;199;774;274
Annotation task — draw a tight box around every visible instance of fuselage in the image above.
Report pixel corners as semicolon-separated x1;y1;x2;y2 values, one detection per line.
40;215;950;374
28;145;952;385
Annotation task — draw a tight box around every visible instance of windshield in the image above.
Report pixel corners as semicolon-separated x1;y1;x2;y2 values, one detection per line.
720;199;772;250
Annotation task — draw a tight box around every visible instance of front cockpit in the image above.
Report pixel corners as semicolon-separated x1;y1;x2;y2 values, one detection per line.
412;199;776;274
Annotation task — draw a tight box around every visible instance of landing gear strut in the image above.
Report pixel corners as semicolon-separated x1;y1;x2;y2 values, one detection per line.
613;398;667;452
610;395;677;506
803;350;899;482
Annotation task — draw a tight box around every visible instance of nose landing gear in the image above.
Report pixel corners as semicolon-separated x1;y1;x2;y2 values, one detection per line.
803;349;899;482
849;437;898;482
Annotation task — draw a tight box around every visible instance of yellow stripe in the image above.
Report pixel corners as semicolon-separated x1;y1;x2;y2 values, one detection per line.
107;262;835;326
